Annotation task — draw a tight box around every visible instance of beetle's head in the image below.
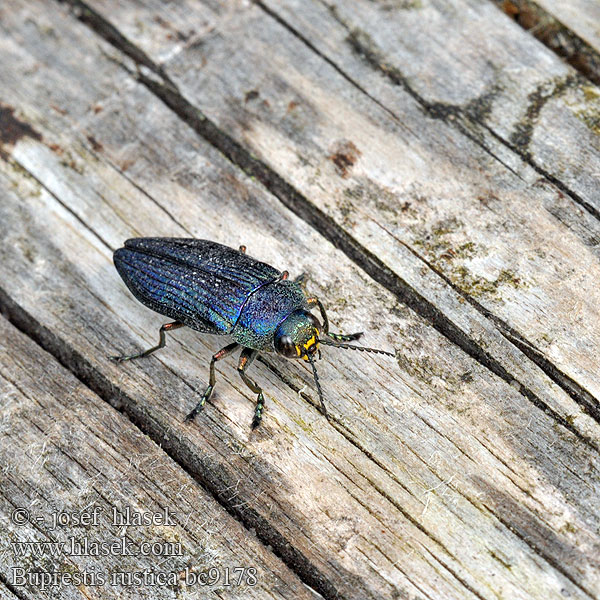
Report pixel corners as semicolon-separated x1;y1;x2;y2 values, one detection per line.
274;310;321;361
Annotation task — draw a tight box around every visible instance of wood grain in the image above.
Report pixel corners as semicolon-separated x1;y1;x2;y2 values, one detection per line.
0;0;598;599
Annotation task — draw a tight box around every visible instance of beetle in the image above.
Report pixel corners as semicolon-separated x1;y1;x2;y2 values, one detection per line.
111;238;394;429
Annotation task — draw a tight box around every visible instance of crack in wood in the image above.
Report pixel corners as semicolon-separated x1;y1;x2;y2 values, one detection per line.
395;234;600;424
418;545;490;600
491;0;600;86
509;74;582;155
256;0;524;181
475;477;598;598
0;569;29;600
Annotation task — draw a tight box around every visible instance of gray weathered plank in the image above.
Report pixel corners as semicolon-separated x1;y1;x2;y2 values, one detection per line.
73;0;600;417
1;1;599;599
0;315;313;599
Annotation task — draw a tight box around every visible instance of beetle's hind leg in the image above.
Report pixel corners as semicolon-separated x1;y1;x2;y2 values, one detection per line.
306;296;363;342
110;321;184;363
237;349;265;429
185;342;240;422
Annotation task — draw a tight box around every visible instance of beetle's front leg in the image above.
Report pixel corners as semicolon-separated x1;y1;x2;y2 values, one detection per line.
185;342;240;422
110;321;184;362
305;297;363;342
237;349;265;429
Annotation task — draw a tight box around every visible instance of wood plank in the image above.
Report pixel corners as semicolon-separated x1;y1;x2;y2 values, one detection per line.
1;1;599;599
70;0;600;435
0;314;313;599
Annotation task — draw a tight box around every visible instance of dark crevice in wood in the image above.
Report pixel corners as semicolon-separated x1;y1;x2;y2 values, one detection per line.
396;236;600;424
480;112;600;222
0;288;344;600
483;500;597;598
251;0;406;129
7;155;114;253
508;74;579;154
55;0;598;452
56;0;175;89
418;545;491;600
0;572;27;600
297;1;600;224
491;0;600;87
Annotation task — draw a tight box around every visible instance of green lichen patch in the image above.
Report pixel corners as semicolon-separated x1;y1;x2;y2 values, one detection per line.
451;266;527;300
576;106;600;135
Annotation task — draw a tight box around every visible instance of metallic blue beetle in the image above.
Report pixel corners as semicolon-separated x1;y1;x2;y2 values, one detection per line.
112;238;393;429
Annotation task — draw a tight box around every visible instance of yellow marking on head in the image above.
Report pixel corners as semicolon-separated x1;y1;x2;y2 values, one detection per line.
300;336;319;361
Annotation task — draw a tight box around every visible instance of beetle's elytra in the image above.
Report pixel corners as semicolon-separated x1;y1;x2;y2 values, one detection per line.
112;238;394;429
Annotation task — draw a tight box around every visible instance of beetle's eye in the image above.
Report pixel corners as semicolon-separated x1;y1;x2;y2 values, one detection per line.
306;312;321;334
275;334;298;358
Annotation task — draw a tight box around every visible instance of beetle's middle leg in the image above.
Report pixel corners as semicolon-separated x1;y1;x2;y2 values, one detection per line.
110;321;184;362
185;342;240;422
237;348;265;429
306;297;363;342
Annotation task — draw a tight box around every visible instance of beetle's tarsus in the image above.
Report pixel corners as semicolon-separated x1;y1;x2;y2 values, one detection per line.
109;354;128;363
251;392;265;429
184;404;203;422
185;388;211;422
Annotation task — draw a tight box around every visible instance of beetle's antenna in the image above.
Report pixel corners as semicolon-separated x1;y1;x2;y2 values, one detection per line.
307;353;328;417
320;338;396;357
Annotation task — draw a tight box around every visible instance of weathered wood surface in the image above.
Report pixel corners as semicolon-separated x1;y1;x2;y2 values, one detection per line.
78;0;600;412
0;0;599;599
0;316;312;599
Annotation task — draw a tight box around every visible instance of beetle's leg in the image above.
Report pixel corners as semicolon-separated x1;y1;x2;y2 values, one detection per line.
294;272;307;285
185;342;240;422
237;349;265;429
306;297;363;342
110;321;184;363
